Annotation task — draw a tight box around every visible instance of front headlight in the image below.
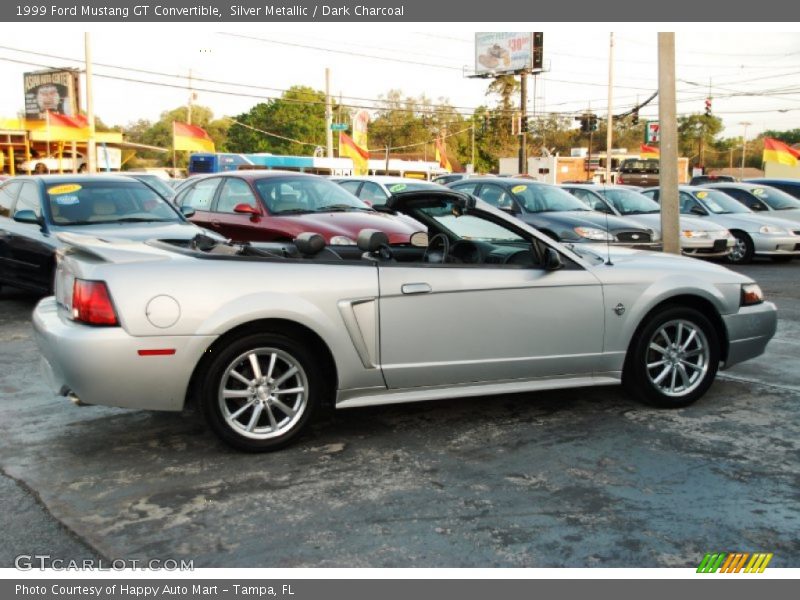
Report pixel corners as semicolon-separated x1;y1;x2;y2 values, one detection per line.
681;230;710;238
574;227;614;241
741;283;764;306
759;225;788;235
329;235;356;245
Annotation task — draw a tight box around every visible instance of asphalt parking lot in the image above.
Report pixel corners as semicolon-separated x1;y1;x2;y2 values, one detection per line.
1;260;799;568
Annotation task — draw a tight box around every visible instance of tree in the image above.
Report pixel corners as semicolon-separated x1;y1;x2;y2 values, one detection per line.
678;113;723;167
762;129;800;145
226;86;328;156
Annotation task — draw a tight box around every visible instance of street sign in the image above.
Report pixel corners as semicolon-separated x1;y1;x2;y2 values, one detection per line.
330;123;348;131
645;121;660;144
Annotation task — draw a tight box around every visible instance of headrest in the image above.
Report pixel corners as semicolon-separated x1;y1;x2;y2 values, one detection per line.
357;229;389;252
294;232;326;255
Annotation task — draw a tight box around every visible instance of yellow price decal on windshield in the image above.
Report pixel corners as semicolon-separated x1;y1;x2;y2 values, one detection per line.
48;184;82;195
753;188;766;196
389;184;407;193
696;191;708;199
511;185;527;194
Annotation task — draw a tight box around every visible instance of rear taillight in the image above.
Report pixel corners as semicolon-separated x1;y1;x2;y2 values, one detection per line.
72;279;119;326
618;175;625;184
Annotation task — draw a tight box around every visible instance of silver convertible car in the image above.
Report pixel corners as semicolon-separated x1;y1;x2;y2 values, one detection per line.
33;190;777;451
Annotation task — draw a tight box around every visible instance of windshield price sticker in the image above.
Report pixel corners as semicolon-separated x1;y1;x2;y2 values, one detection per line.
511;185;527;194
389;184;407;193
48;184;82;195
55;195;80;205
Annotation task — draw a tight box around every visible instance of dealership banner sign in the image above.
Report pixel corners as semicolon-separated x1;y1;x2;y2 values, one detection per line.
23;69;80;120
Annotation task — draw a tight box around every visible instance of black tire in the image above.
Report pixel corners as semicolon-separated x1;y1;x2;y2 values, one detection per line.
200;332;323;452
770;256;793;263
727;231;755;264
34;163;49;174
623;306;720;408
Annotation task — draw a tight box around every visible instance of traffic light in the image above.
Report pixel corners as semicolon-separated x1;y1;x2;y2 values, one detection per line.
705;97;712;117
532;32;544;71
521;114;529;132
589;114;598;132
632;108;639;125
579;116;589;133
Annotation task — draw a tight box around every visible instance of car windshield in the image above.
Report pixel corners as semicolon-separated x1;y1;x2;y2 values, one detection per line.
255;176;372;215
46;180;182;225
385;181;441;193
597;188;660;214
694;190;751;214
418;202;524;242
746;186;800;210
512;183;591;212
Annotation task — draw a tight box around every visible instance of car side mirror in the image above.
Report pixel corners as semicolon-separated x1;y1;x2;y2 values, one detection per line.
690;206;706;216
180;206;196;218
233;203;260;216
13;209;41;225
543;247;564;271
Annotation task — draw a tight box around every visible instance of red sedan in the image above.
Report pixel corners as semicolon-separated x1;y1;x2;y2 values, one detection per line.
175;171;423;245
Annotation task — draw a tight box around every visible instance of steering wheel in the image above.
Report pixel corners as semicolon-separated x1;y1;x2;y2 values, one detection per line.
423;233;451;264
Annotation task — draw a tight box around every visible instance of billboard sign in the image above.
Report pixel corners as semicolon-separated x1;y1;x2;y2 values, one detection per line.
475;33;535;75
23;69;80;120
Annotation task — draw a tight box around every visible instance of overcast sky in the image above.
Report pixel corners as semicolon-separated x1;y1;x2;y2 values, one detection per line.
1;25;799;141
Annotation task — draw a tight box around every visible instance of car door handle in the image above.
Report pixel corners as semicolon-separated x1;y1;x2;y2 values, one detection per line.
401;283;432;295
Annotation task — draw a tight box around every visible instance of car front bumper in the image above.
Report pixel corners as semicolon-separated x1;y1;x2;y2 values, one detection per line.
33;297;216;411
682;235;735;258
751;233;800;256
722;301;778;370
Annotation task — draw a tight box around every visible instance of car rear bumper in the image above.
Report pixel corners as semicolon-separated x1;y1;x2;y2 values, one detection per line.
32;297;216;411
721;301;778;369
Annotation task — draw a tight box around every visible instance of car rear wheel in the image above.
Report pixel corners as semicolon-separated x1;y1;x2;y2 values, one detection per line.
200;332;321;451
727;232;754;264
623;306;720;408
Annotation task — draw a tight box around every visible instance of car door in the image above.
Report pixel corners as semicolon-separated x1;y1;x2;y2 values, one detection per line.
0;181;22;284
210;177;267;242
376;207;605;389
5;181;55;292
177;177;223;232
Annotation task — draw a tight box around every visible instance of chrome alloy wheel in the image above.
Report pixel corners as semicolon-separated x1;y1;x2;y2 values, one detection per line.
730;237;747;263
218;347;309;440
645;319;710;397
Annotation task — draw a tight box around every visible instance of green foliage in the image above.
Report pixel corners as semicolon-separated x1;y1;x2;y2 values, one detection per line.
226;86;328;156
762;129;800;145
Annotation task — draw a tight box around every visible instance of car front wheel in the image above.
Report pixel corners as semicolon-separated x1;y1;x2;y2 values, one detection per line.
201;332;321;451
623;306;720;408
727;232;754;264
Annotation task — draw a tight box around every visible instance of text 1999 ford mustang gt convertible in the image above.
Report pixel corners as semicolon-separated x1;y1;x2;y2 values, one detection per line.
33;190;777;451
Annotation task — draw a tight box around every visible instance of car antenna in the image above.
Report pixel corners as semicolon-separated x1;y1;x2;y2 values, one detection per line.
603;183;614;266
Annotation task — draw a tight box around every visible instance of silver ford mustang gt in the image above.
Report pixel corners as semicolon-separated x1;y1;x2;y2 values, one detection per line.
33;190;777;451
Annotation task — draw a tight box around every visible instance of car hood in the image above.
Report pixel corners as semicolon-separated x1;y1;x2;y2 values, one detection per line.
53;221;215;241
620;213;728;233
762;208;800;223
276;210;423;243
575;245;751;284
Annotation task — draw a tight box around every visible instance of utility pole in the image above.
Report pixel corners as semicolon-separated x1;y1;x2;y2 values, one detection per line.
187;69;193;125
605;33;614;184
739;121;751;179
471;122;476;171
84;33;97;174
658;32;680;255
325;68;333;158
518;70;527;174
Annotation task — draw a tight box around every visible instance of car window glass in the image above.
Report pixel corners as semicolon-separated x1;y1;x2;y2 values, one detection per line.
452;182;477;195
216;178;259;214
748;186;800;210
568;188;605;211
360;182;389;205
642;189;659;201
255;177;370;214
16;182;42;217
181;178;221;210
722;188;762;210
678;192;700;214
338;180;361;195
476;184;517;211
0;181;22;217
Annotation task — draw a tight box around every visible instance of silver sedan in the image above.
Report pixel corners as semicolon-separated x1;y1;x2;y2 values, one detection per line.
642;186;800;264
33;190;777;451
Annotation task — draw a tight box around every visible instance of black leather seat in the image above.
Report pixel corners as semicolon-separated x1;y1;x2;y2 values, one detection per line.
358;229;395;262
294;232;342;260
